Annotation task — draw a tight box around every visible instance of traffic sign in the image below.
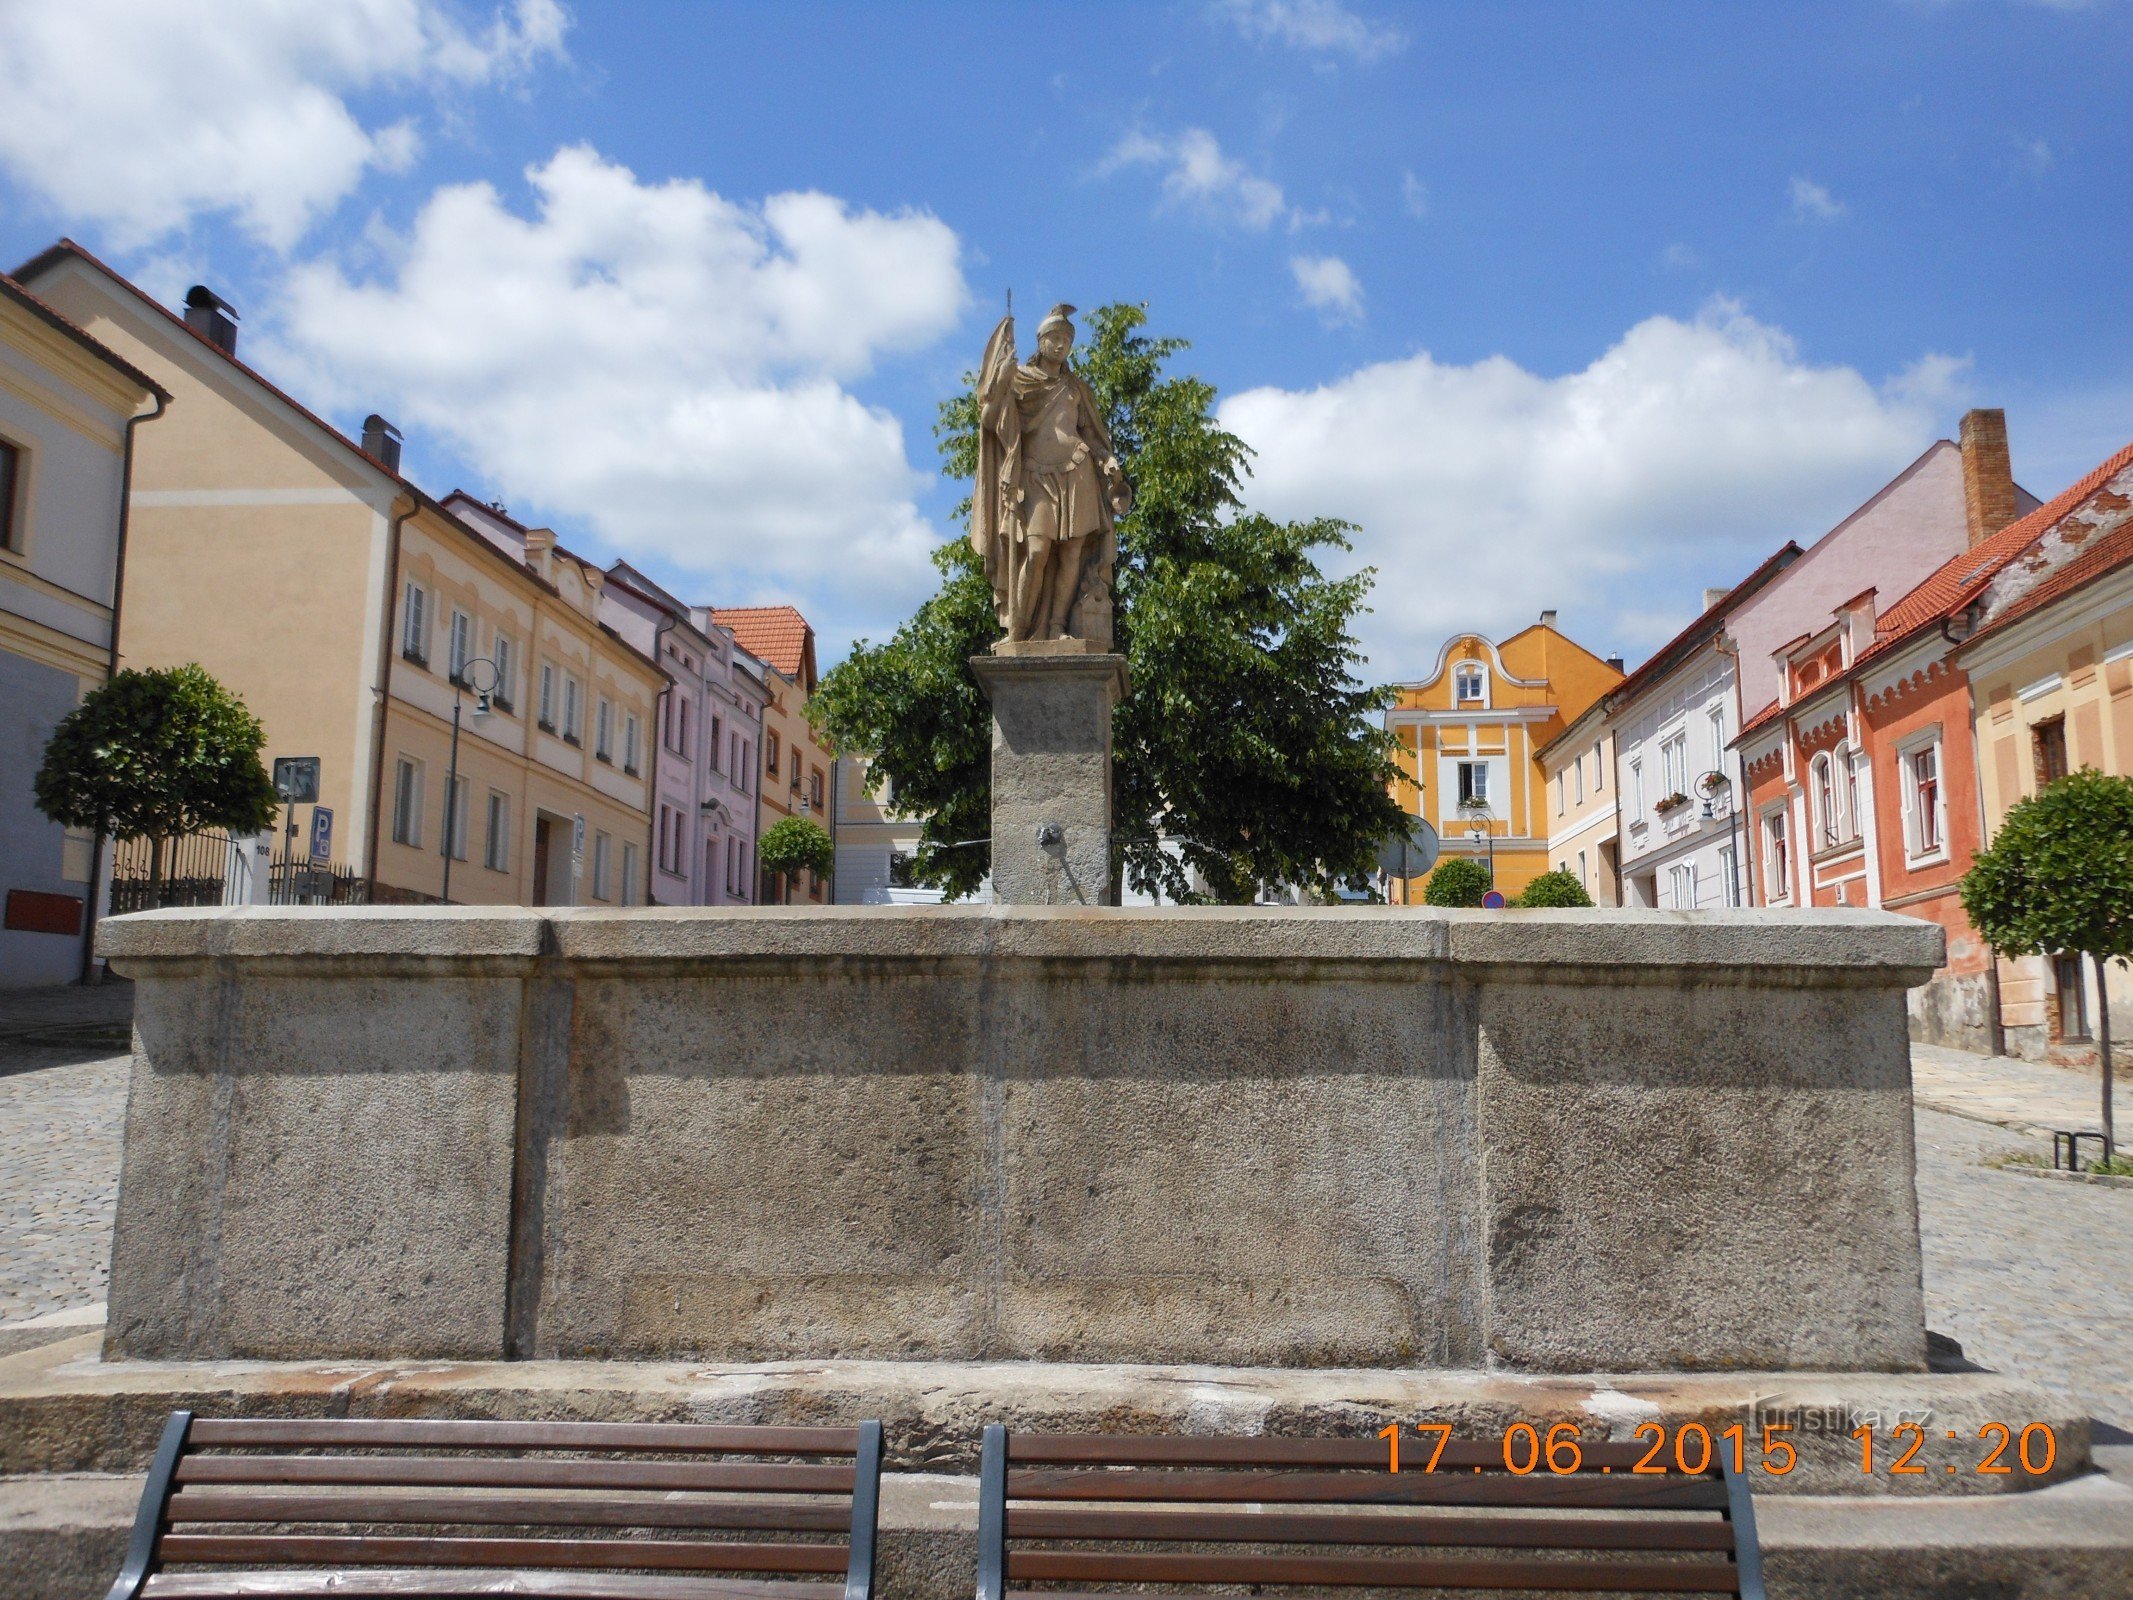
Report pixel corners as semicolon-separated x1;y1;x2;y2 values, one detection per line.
308;807;334;863
272;756;320;803
1481;889;1507;909
572;813;586;876
1376;817;1440;881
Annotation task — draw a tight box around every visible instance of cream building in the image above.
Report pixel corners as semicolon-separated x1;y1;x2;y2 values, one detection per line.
0;271;166;983
1533;702;1619;905
18;241;663;907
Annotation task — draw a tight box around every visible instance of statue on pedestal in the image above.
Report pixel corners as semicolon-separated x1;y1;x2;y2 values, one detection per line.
972;304;1133;650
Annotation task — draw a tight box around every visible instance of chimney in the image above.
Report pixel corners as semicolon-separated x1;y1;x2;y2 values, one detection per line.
182;285;238;354
1605;655;1625;674
524;526;556;582
360;414;402;473
1538;609;1558;628
1960;408;2018;548
1703;587;1729;612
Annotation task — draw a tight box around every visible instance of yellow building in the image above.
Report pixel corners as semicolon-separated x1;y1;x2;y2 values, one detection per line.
1534;702;1620;905
1387;613;1624;902
19;240;664;907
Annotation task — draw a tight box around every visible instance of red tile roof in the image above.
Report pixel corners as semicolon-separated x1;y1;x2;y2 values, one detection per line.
1961;513;2133;649
712;605;816;685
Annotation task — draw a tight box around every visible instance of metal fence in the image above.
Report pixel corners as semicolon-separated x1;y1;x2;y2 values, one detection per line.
109;831;237;914
108;832;439;910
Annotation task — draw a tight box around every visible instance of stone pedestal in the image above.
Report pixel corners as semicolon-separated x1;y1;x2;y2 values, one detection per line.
969;650;1127;906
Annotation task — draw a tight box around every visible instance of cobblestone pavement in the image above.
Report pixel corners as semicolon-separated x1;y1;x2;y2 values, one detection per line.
1913;1040;2115;1138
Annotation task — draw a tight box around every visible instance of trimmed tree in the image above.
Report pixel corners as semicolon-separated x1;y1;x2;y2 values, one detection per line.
758;815;836;899
811;303;1404;905
1959;768;2133;1155
34;664;280;911
1517;869;1595;908
1422;856;1494;908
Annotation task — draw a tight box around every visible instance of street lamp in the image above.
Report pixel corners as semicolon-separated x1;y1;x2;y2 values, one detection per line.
1459;798;1495;886
440;655;501;904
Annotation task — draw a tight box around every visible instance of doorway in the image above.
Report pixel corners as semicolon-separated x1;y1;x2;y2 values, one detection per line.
533;817;551;905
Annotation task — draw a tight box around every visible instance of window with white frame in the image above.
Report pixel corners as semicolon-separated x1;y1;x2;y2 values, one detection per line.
1577;848;1588;888
1593;743;1605;791
1668;861;1698;909
1707;704;1727;771
446;774;469;860
448;609;472;683
1454;663;1486;703
1457;760;1489;808
1762;808;1790;900
484;791;510;872
1555;771;1565;816
595;696;614;761
621;842;638;906
492;634;516;711
1628;758;1644;821
1845;752;1862;843
709;713;723;772
1660;732;1688;802
391;758;423;847
1811;752;1838;846
563;676;583;743
1717;843;1739;906
1902;733;1946;859
538;663;557;730
1573;757;1584;805
623;713;640;774
401;582;429;664
592;831;611;900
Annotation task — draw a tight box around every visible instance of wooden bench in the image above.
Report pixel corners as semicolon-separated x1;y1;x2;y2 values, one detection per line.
975;1426;1765;1599
106;1412;883;1600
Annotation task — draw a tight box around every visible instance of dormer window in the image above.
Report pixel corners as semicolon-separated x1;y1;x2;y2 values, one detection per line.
1454;662;1487;705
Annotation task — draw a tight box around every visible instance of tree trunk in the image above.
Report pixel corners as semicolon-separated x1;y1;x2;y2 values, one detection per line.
2094;951;2116;1158
147;834;165;912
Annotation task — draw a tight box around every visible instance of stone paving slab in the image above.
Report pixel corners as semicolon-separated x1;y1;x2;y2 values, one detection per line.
1912;1040;2116;1138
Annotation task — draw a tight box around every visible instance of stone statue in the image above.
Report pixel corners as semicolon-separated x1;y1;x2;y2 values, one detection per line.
972;303;1132;650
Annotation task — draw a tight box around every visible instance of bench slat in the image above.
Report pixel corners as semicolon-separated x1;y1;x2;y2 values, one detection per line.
1007;1435;1654;1471
183;1421;858;1456
1006;1468;1729;1511
1008;1549;1740;1590
167;1491;851;1533
157;1535;847;1574
173;1459;856;1495
1007;1506;1735;1552
144;1571;843;1599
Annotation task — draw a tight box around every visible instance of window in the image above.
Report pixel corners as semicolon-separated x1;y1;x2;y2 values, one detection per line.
1707;704;1728;771
1844;752;1861;843
592;831;611;900
791;755;802;794
1763;809;1789;900
1717;844;1739;907
737;739;752;793
1628;758;1644;822
563;676;582;743
1593;743;1604;791
391;758;423;847
809;767;824;811
1668;862;1698;909
677;698;690;757
1904;740;1945;858
484;791;511;872
1576;848;1587;888
726;835;740;896
2054;954;2089;1041
621;842;638;906
401;582;429;664
1812;753;1838;846
1660;731;1688;802
0;437;20;552
445;774;469;860
766;730;781;777
492;635;516;712
1457;760;1489;808
1573;758;1584;805
709;714;723;772
1454;663;1485;703
595;696;614;762
2034;717;2069;788
538;663;557;731
624;714;641;774
1555;771;1565;817
448;609;472;684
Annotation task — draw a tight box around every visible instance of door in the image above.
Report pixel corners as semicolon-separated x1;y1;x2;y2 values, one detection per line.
533;817;551;905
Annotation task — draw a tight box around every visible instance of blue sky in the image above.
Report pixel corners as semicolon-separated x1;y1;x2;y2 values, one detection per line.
3;0;2129;675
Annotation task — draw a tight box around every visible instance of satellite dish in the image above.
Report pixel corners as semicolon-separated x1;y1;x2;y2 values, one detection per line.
1377;817;1441;881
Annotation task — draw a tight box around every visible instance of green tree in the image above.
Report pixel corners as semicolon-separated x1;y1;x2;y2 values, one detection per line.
34;664;279;910
1422;856;1494;907
758;815;836;896
811;303;1403;903
1517;869;1595;908
1959;768;2133;1154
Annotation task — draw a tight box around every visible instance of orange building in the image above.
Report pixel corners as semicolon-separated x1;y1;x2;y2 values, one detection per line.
1386;613;1623;902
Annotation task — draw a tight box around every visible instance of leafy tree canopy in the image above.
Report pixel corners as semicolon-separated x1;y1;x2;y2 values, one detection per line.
35;664;279;846
759;815;836;881
1422;856;1494;907
1517;869;1595;908
1960;770;2133;962
811;303;1404;903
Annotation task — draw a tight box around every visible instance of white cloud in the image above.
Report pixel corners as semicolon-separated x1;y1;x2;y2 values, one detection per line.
273;145;969;624
1291;255;1364;326
1788;176;1845;223
0;0;567;250
1659;242;1702;271
1217;301;1954;670
1103;127;1292;231
1400;171;1430;218
1212;0;1406;62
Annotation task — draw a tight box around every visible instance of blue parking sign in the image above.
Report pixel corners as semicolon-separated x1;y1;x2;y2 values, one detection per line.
309;807;334;864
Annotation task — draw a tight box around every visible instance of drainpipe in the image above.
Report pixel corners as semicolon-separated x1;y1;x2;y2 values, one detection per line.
80;388;169;985
649;611;676;905
362;494;419;892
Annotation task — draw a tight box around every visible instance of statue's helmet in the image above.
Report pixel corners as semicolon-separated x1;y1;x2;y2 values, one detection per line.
1037;303;1077;339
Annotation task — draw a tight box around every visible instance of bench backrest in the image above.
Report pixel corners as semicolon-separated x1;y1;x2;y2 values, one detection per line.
109;1411;883;1600
975;1427;1764;1600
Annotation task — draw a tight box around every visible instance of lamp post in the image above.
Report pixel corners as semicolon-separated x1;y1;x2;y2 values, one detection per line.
440;655;500;904
1460;798;1495;885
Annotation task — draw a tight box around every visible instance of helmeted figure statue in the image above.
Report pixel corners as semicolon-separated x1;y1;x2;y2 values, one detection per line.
972;304;1132;648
